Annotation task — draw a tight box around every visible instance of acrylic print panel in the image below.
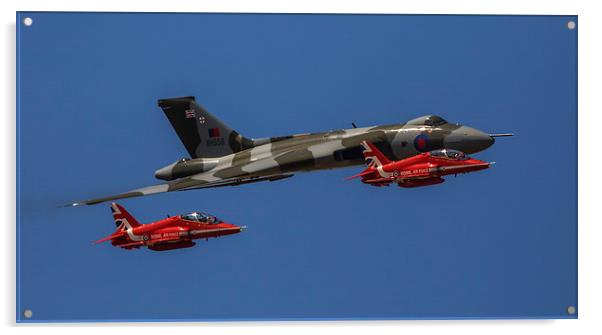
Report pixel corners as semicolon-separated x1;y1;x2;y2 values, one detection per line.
16;12;577;322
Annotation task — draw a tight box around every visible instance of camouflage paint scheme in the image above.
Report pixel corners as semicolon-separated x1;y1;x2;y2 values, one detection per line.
70;96;497;206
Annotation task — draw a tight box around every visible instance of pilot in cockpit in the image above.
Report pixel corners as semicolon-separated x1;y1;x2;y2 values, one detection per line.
181;212;220;224
406;115;448;127
430;149;468;161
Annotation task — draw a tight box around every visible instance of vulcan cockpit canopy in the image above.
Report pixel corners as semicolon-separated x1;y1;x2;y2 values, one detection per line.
430;149;468;160
181;212;220;224
406;115;448;127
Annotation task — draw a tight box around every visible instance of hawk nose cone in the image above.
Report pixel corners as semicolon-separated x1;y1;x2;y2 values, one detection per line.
444;126;494;154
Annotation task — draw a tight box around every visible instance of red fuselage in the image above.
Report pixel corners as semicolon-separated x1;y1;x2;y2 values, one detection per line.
112;218;241;251
96;205;243;251
358;151;491;188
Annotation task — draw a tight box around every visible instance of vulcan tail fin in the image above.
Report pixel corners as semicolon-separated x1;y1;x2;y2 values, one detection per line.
360;141;391;168
110;202;141;231
158;96;254;158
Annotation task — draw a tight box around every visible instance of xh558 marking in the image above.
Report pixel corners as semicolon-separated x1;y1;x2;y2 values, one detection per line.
69;96;511;206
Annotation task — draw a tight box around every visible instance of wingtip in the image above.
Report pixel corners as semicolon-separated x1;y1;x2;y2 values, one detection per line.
345;173;364;181
59;202;85;208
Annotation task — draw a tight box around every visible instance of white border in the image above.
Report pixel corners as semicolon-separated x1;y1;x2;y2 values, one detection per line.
3;0;599;334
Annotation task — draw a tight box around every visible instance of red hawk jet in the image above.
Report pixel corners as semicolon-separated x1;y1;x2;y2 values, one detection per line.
348;141;493;188
95;203;244;251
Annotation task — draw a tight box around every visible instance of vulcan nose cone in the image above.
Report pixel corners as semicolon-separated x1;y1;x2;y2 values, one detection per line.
444;126;494;154
154;162;176;181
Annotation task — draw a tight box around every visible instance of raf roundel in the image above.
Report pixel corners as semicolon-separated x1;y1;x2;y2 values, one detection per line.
413;134;429;152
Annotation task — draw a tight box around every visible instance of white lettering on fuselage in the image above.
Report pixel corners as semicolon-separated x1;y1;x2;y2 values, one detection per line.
398;168;431;176
150;232;182;240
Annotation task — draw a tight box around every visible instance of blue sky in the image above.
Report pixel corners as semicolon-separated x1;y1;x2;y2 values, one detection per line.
17;13;577;321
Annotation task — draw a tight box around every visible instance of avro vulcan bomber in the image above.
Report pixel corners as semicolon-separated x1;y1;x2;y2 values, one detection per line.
70;96;511;206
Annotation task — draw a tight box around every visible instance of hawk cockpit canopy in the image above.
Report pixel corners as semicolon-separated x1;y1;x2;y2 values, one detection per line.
430;149;468;161
181;212;220;224
406;115;448;127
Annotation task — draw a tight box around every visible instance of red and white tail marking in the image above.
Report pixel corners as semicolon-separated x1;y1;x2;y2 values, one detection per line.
360;141;393;178
104;203;145;243
111;202;141;231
